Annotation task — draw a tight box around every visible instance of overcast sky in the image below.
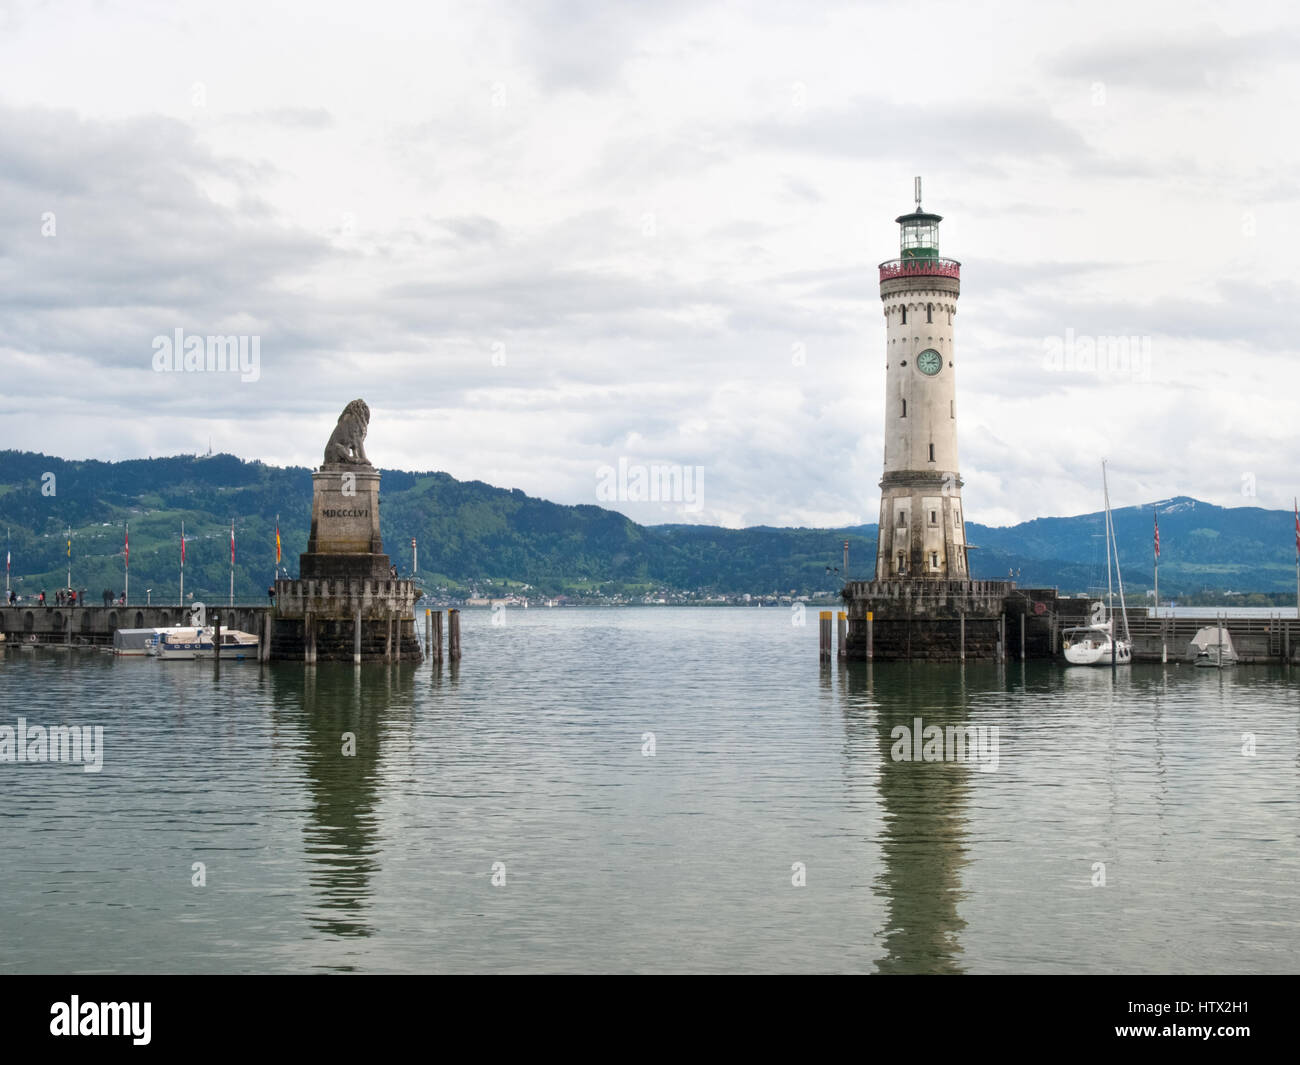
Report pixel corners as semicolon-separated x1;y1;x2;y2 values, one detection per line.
2;0;1297;528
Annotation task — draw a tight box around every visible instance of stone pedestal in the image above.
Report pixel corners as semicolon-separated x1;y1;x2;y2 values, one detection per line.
271;463;422;662
300;467;390;580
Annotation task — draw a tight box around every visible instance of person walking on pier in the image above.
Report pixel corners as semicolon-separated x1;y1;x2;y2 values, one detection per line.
267;586;275;606
39;590;46;606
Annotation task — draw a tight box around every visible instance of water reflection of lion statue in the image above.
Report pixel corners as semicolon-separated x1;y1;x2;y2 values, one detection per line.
323;399;372;466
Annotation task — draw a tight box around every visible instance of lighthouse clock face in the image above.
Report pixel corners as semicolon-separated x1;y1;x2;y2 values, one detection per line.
917;349;943;376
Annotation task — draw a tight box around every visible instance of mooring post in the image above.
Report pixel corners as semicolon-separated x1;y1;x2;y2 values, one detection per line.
1019;613;1025;661
819;611;831;660
999;613;1006;663
959;612;966;662
354;605;362;665
448;608;461;660
304;612;315;664
213;612;222;668
1285;621;1290;665
260;611;271;662
837;611;847;658
867;610;874;661
431;609;443;661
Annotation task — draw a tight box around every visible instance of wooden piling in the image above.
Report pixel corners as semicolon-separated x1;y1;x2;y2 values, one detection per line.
1019;613;1025;661
353;606;362;665
837;611;847;658
999;613;1006;663
213;613;222;667
818;611;831;660
261;611;271;662
304;612;315;664
959;612;965;661
867;610;874;661
431;609;443;661
448;608;461;660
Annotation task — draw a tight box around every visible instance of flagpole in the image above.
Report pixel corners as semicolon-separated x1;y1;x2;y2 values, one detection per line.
179;521;185;607
124;523;129;606
230;518;235;607
66;525;71;592
5;527;9;597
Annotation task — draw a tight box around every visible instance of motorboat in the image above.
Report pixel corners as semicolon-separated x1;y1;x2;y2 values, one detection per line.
151;627;259;660
1189;624;1237;667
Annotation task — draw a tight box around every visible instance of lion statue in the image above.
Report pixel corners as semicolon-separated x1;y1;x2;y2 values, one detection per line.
323;399;373;467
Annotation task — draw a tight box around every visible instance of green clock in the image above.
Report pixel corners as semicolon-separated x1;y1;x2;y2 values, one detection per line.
917;349;943;376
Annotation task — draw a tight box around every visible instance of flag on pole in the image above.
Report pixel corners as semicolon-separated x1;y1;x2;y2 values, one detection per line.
275;524;282;564
67;534;71;559
181;525;186;566
125;524;129;567
231;519;236;565
1153;513;1160;559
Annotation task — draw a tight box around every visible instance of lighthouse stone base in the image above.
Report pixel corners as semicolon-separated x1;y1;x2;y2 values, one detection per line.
842;580;1075;662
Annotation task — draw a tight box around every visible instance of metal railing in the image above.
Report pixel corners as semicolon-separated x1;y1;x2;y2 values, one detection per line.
878;257;961;282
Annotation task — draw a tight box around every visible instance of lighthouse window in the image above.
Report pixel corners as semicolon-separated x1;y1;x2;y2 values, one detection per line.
930;552;939;569
897;553;906;574
928;443;935;462
926;304;933;323
930;510;937;526
901;399;906;417
900;307;907;324
897;511;906;527
950;400;954;419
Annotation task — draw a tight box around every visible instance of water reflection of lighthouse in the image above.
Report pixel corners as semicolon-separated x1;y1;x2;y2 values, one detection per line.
843;663;973;973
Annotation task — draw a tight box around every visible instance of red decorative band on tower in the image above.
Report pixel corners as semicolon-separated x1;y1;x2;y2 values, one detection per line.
878;257;961;282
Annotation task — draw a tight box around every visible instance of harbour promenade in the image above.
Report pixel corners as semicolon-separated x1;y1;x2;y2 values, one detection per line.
0;604;269;647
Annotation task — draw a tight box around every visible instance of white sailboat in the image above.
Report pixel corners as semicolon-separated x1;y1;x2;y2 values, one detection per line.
1063;461;1133;667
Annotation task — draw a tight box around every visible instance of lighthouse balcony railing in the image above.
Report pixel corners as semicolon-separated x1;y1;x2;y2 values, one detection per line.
878;257;961;282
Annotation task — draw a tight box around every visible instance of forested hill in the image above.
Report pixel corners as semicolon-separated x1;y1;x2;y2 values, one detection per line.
0;450;1294;600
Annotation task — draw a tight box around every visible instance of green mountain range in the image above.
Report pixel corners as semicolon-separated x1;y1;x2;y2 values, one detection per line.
0;449;1295;602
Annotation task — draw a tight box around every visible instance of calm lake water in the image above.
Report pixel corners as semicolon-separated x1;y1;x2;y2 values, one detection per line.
2;607;1298;974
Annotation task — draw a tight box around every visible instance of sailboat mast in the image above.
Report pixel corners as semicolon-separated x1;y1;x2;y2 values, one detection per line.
1103;462;1131;641
1103;461;1114;631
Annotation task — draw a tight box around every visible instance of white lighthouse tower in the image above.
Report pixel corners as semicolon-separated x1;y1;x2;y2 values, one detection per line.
874;178;969;581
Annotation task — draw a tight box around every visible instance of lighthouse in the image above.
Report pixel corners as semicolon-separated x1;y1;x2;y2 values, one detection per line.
874;178;969;581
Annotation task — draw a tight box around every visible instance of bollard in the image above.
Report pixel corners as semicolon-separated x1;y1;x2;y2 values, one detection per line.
448;608;461;660
837;611;847;658
819;611;831;660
